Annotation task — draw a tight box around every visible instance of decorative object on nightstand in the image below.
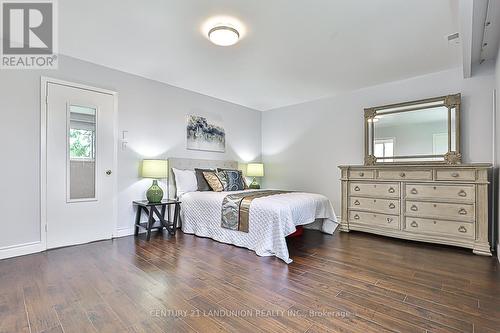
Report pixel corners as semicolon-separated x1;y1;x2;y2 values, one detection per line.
133;199;181;241
142;159;168;203
247;163;264;189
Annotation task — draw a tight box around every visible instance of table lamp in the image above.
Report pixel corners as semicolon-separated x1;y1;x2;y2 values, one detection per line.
247;163;264;189
142;159;168;203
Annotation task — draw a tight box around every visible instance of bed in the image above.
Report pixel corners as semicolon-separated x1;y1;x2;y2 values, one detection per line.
168;158;338;263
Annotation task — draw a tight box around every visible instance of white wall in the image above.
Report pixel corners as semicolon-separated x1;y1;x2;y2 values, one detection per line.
495;52;500;258
262;66;495;216
0;55;261;250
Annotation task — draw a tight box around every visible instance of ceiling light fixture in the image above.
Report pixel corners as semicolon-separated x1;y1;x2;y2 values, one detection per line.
208;25;240;46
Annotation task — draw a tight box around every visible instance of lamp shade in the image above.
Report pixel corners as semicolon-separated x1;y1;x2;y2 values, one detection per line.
142;160;168;179
247;163;264;177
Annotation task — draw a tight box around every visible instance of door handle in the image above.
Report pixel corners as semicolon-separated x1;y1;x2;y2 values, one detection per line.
388;187;395;193
458;208;467;215
410;188;418;195
400;172;406;178
458;190;467;197
451;172;460;178
105;170;112;175
410;205;418;211
410;221;418;227
458;226;467;233
386;217;393;223
354;186;360;192
389;203;396;209
353;214;360;220
359;172;364;177
354;200;360;206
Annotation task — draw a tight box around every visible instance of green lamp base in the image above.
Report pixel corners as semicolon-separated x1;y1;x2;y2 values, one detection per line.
146;180;164;203
249;178;261;189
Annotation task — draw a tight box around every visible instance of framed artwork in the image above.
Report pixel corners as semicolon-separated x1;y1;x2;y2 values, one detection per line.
186;115;225;152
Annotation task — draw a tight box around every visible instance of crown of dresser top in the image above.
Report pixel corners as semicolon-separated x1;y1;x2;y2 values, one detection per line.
338;164;491;256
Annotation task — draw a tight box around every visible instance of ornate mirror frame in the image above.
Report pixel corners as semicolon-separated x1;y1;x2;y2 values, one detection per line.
364;94;461;165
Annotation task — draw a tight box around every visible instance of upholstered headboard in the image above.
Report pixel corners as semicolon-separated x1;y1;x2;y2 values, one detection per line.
168;158;238;199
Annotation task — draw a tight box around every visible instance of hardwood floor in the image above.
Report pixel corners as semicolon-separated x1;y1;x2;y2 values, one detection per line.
0;230;499;333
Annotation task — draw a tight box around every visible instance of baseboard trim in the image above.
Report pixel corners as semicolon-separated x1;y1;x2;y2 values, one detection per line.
497;243;500;263
0;241;44;260
114;227;136;238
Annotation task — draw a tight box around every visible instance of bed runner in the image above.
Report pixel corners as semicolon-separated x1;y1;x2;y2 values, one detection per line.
221;190;290;232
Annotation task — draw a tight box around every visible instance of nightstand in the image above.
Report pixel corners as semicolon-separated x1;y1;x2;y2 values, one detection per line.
133;199;181;241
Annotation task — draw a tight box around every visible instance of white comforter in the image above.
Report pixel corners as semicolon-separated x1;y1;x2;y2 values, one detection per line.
179;190;338;263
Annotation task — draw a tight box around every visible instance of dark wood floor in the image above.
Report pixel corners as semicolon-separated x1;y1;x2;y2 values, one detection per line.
0;230;499;333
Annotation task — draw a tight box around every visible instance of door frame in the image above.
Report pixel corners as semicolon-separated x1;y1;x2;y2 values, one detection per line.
40;77;118;250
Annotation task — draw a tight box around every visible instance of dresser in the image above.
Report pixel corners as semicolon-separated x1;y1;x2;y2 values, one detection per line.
338;164;492;255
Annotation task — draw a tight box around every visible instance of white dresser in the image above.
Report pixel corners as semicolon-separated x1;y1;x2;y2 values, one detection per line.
338;164;492;255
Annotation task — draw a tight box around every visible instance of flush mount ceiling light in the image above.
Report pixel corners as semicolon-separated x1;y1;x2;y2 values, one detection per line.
208;25;240;46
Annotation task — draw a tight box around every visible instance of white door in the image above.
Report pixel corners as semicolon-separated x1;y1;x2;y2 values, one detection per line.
45;82;116;249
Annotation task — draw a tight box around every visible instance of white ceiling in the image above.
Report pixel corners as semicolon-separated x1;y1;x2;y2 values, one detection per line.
59;0;463;111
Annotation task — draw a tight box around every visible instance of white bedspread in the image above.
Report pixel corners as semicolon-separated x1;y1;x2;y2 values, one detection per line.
179;190;338;263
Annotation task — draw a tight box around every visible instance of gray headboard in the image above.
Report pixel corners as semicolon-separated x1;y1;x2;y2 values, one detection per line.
168;158;238;199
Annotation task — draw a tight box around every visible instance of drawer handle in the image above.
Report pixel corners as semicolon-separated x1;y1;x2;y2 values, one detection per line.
359;172;364;177
410;188;418;195
387;217;393;223
458;208;467;215
451;172;460;178
354;214;360;220
458;226;467;233
410;205;418;211
388;187;395;194
400;172;406;178
410;221;418;228
354;200;360;206
458;190;467;197
354;186;360;192
389;203;396;209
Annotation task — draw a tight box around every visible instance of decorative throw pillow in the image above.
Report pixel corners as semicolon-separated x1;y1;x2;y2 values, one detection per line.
172;168;198;197
202;171;224;192
217;168;245;191
194;168;214;191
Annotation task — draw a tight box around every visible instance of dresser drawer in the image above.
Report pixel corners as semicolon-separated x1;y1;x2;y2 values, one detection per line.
349;211;399;229
348;169;374;179
404;217;474;239
378;169;432;181
349;197;399;214
405;184;475;202
406;201;475;222
349;182;399;198
435;169;476;181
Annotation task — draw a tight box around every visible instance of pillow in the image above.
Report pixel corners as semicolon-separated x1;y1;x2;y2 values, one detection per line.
202;171;224;192
217;168;246;191
172;168;197;197
194;168;214;191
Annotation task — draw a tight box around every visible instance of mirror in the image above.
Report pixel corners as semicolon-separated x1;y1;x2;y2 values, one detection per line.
364;94;461;165
68;105;97;201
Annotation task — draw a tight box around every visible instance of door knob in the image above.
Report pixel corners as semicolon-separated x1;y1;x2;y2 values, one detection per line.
105;170;112;175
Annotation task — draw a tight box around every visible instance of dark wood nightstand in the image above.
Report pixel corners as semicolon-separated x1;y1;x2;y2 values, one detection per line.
133;199;181;241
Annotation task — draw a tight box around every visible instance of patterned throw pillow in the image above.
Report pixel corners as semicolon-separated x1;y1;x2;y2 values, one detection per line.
217;168;245;191
202;171;224;192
